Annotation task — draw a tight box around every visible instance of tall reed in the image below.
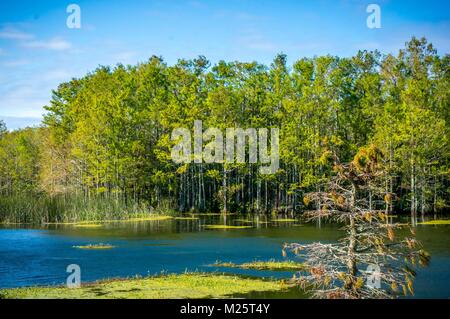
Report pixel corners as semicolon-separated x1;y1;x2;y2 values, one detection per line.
0;193;171;224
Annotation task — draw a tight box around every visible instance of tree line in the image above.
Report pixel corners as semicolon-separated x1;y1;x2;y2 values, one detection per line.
0;37;448;222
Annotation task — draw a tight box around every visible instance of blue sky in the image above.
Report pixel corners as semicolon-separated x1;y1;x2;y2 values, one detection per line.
0;0;449;130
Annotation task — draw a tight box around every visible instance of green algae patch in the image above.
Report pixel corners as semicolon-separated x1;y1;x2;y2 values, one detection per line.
174;217;199;220
102;216;173;223
43;215;174;226
418;220;450;225
73;244;115;250
0;273;287;299
204;225;253;230
272;219;296;222
213;260;305;271
193;213;237;216
73;224;103;228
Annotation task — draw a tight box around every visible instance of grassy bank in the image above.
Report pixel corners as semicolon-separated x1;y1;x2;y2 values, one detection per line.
0;273;289;299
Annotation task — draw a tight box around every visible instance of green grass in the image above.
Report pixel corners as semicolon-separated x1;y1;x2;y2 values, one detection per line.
0;273;288;299
204;225;253;230
73;244;115;250
213;260;305;271
418;219;450;225
174;217;199;220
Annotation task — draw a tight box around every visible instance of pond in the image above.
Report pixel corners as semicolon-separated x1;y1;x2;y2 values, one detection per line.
0;215;449;298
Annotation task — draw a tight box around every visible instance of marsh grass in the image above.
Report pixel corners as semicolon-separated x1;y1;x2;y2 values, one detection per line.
0;273;287;299
0;194;173;224
213;259;305;271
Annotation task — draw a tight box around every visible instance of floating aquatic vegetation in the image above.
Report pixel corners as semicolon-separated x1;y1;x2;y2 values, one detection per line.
272;219;296;222
73;224;103;228
73;243;115;249
204;225;253;230
213;259;305;271
418;220;450;225
103;216;173;223
44;215;174;226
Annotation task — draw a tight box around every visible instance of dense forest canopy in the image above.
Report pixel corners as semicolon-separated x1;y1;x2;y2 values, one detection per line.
0;37;448;222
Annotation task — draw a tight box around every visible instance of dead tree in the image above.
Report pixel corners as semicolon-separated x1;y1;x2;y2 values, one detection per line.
284;145;430;299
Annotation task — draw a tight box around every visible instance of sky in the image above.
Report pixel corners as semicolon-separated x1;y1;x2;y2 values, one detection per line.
0;0;449;130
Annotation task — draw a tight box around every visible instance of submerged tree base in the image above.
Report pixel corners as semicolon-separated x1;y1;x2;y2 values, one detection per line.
0;273;288;299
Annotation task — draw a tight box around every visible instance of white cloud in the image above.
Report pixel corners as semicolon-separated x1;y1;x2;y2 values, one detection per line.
0;27;34;40
0;26;72;51
1;59;30;67
0;66;77;122
22;38;72;51
0;84;49;118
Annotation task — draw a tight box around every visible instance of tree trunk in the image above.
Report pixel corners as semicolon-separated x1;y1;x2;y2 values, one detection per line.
222;166;227;213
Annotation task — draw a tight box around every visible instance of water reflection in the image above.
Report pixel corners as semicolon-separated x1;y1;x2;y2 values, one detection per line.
0;214;449;298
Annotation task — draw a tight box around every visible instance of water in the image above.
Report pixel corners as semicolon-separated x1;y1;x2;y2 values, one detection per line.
0;215;449;298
